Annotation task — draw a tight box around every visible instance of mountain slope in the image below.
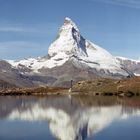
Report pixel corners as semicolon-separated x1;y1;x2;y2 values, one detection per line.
0;60;34;88
7;17;130;87
116;57;140;76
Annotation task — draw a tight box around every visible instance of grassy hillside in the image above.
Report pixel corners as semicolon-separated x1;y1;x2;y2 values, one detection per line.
72;77;140;96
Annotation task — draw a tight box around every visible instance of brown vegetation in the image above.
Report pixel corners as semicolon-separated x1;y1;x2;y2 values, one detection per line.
0;86;68;96
72;77;140;96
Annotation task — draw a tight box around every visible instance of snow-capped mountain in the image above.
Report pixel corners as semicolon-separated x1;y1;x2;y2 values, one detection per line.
9;18;127;74
116;56;140;76
6;17;132;87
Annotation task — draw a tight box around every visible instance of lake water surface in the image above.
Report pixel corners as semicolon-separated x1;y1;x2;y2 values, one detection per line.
0;96;140;140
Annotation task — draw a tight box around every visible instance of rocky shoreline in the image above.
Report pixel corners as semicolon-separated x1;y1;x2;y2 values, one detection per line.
72;77;140;97
0;86;68;96
0;77;140;97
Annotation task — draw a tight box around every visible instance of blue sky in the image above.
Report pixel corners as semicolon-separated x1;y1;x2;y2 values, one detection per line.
0;0;140;60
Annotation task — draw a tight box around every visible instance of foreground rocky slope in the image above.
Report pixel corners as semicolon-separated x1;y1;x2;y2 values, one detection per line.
72;77;140;96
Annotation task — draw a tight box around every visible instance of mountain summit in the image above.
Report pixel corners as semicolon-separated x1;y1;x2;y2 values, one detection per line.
48;17;87;57
8;17;131;87
46;17;128;75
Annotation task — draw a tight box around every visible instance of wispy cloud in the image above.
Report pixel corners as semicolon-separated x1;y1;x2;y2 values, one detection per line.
0;26;40;33
90;0;140;9
0;26;50;33
0;23;58;34
0;41;48;60
0;41;45;49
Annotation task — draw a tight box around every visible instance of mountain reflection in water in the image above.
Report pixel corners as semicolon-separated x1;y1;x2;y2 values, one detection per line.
0;96;140;140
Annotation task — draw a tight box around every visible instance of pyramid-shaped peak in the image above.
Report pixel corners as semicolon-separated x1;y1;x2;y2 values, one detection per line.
63;17;79;31
48;17;87;57
64;17;74;23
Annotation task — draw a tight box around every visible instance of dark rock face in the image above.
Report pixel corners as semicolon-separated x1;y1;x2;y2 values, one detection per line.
0;60;34;88
29;60;99;88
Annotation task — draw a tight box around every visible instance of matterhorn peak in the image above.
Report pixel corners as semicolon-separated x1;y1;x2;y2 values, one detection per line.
64;17;73;22
63;17;79;31
48;17;87;57
46;17;129;76
8;17;130;81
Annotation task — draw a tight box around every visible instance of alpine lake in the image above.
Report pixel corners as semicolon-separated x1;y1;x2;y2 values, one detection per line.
0;95;140;140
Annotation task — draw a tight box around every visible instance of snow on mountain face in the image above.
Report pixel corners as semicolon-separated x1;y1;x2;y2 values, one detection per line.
48;17;124;73
116;56;140;76
8;56;69;73
8;17;129;76
48;17;87;57
116;56;140;64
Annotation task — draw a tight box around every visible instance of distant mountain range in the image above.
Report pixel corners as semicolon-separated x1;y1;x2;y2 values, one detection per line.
116;57;140;76
0;17;139;88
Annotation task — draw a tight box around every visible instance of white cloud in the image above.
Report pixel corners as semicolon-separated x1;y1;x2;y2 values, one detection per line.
0;27;38;33
0;22;58;34
90;0;140;9
0;41;49;60
0;41;43;49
